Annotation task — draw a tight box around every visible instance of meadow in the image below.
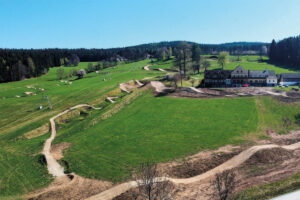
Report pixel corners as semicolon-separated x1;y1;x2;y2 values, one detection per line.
1;56;300;198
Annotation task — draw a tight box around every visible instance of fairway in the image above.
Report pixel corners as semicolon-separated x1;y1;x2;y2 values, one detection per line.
55;91;258;182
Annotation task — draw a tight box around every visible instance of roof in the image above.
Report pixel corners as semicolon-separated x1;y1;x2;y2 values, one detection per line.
280;73;300;79
232;65;247;74
249;69;275;78
267;75;277;79
205;69;232;78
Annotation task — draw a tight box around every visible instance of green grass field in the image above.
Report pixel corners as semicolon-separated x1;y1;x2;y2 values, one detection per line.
54;91;258;181
1;56;300;198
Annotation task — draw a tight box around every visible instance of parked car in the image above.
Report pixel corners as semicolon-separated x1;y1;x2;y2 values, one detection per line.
242;84;249;87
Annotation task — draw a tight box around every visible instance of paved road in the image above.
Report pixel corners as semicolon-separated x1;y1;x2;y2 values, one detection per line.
270;190;300;200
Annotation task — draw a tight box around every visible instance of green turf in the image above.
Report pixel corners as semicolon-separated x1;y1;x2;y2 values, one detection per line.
55;91;258;182
209;55;298;73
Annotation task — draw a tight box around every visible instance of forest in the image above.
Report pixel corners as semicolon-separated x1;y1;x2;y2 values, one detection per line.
269;35;300;68
0;41;267;83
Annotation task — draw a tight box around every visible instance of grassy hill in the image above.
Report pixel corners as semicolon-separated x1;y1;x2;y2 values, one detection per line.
1;56;300;198
0;60;164;197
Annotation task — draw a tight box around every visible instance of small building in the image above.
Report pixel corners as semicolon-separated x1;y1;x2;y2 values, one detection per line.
266;75;278;87
278;73;300;86
204;70;232;87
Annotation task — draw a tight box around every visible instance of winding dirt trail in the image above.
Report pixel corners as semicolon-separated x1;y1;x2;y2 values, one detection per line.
40;82;300;200
143;65;151;70
43;104;101;177
86;142;300;200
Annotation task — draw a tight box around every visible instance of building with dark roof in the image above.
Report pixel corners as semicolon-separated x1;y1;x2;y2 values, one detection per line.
204;69;232;87
248;69;276;86
278;73;300;86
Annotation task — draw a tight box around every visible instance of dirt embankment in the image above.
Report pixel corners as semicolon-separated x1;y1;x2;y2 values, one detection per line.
169;86;300;100
174;131;300;200
28;174;112;200
104;131;300;200
51;143;72;160
159;145;241;179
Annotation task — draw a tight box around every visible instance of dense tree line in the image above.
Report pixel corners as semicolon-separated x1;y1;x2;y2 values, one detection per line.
0;41;267;83
269;35;300;67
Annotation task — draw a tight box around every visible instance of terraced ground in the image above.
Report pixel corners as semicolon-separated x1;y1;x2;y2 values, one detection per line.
1;56;300;199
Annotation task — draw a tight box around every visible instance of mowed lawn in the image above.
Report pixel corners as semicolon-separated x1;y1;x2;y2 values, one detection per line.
58;92;258;182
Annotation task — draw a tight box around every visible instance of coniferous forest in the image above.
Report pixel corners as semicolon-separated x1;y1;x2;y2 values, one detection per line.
269;35;300;67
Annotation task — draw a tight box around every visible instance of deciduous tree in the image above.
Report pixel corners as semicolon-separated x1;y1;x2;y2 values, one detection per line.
218;51;229;69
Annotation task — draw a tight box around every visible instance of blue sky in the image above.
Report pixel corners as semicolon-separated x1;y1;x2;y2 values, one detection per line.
0;0;300;48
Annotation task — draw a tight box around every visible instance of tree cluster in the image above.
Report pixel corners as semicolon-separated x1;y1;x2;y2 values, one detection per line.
269;35;300;67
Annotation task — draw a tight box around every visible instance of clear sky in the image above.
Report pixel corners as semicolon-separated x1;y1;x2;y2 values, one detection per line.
0;0;300;49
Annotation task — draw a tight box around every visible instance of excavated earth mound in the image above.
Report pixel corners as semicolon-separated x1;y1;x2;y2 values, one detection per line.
28;174;112;200
246;147;294;165
165;151;239;178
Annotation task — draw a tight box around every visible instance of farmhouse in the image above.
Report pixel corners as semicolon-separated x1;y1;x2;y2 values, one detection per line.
278;73;300;86
204;66;283;87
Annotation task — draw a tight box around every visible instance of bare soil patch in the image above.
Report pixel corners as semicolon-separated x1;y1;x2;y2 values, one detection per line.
236;148;300;192
246;147;293;165
112;182;177;200
51;143;72;160
158;145;241;179
267;130;300;145
27;174;112;200
169;87;295;99
21;123;49;139
165;151;240;179
274;91;300;103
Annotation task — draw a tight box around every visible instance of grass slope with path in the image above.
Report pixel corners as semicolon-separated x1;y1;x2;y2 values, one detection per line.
55;91;259;182
0;60;164;198
55;89;300;183
1;56;300;198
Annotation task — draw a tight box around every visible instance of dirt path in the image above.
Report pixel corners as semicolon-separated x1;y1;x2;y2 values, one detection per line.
119;83;131;93
143;65;151;70
150;81;169;93
43;104;101;177
86;141;300;200
159;68;166;72
189;87;204;94
106;97;118;103
134;79;144;87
